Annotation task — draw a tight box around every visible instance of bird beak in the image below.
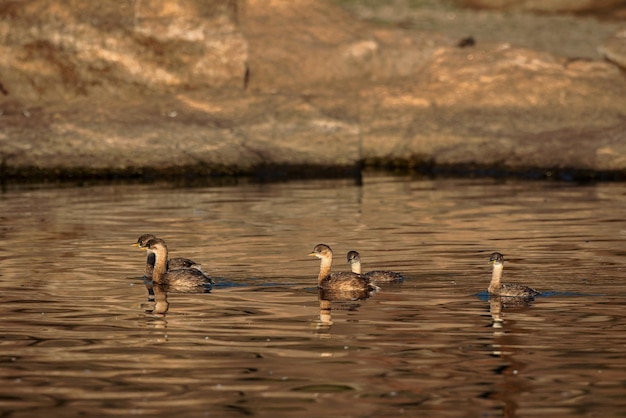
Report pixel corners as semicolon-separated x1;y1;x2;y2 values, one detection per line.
308;252;316;257
131;243;139;247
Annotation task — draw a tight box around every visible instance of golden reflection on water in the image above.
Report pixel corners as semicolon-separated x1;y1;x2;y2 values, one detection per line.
1;174;626;416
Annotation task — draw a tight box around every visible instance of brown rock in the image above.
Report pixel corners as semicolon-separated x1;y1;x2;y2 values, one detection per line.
453;0;626;14
599;28;626;69
357;45;626;172
1;0;626;180
0;0;247;101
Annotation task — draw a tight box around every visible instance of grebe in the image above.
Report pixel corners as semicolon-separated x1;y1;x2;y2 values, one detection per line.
488;252;539;298
346;250;403;282
308;244;378;292
133;233;202;278
142;237;214;291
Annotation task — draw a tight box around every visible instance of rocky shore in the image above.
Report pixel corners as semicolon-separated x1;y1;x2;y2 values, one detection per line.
1;0;625;181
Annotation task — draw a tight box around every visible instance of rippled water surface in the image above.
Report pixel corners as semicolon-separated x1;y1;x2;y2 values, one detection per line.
2;173;626;417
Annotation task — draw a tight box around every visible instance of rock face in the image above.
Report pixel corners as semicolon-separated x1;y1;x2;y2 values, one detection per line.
600;28;626;70
0;0;247;100
455;0;626;13
1;0;626;180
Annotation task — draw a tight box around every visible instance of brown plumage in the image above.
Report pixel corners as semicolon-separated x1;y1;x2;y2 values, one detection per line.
488;252;539;298
346;250;403;283
141;238;214;292
309;244;378;293
133;234;202;279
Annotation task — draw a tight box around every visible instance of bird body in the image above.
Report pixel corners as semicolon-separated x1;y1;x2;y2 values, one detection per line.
134;234;202;279
488;252;539;298
309;244;378;292
346;250;403;283
140;237;213;292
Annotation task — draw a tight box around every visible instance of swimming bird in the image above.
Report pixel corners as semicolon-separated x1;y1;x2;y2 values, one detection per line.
309;244;378;292
488;252;539;298
133;233;202;279
141;237;213;292
346;250;403;283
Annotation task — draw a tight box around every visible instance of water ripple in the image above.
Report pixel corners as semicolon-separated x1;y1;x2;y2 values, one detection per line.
1;176;626;415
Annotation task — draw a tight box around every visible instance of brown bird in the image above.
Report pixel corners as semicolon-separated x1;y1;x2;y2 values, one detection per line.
309;244;378;293
346;250;403;283
488;252;539;298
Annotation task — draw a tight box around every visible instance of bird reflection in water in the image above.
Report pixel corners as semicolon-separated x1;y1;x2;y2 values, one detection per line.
485;295;535;418
312;287;375;333
489;295;535;330
144;280;212;317
151;284;170;315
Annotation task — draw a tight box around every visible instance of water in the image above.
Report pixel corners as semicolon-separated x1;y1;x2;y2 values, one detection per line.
2;173;626;417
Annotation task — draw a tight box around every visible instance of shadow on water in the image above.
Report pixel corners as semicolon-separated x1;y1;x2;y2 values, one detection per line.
475;290;600;301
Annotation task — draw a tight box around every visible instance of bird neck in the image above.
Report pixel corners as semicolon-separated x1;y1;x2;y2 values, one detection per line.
317;256;332;285
488;263;503;293
350;260;362;275
152;247;169;284
144;252;156;278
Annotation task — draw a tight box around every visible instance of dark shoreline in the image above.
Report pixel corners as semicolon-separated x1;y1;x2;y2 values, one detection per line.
3;161;625;187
